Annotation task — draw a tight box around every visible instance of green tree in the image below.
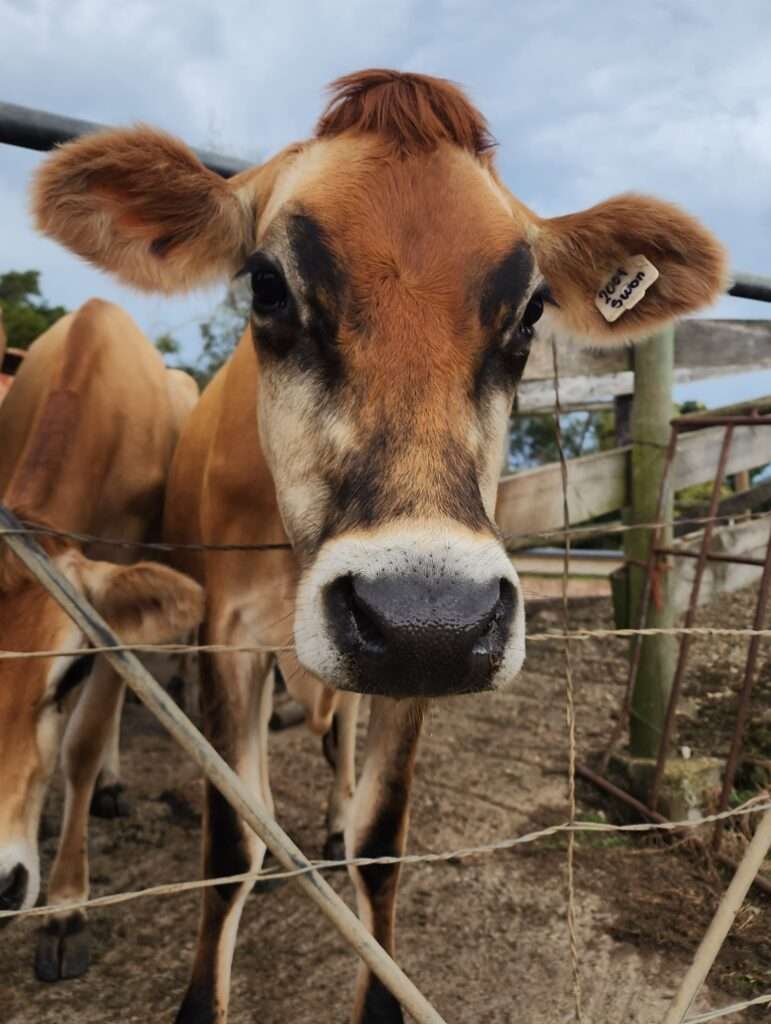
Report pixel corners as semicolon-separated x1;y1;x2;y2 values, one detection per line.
196;278;251;383
150;282;249;387
0;270;68;349
155;332;181;357
508;410;603;470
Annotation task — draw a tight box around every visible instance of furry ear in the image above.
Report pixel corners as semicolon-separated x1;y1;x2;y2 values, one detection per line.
533;194;728;346
31;126;255;294
78;558;204;643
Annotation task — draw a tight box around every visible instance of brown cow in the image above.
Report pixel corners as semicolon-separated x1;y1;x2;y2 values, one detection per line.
0;300;203;980
31;70;726;1022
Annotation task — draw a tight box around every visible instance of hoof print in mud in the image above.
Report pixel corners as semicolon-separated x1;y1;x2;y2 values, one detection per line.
90;783;131;819
35;912;90;982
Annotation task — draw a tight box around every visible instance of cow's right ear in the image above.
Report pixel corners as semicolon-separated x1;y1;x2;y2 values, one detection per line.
77;557;205;643
31;126;258;294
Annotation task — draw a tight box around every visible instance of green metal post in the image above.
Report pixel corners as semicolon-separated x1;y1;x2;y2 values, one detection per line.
626;325;677;757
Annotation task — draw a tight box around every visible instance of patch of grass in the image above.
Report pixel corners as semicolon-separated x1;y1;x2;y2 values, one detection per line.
575;808;632;849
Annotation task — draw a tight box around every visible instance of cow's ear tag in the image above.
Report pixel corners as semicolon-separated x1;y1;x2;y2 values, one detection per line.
595;255;660;323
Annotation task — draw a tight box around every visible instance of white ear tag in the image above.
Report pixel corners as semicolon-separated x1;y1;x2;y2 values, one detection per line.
595;255;660;323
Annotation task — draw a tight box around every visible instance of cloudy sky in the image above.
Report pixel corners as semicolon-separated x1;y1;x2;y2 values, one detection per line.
2;0;770;401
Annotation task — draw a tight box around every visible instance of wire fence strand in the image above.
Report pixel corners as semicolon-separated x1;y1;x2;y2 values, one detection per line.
3;508;771;555
3;455;771;1019
2;796;769;924
552;338;583;1024
683;993;771;1023
4;624;771;662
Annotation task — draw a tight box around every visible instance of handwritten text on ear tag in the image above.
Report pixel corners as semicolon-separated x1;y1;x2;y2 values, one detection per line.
595;255;660;322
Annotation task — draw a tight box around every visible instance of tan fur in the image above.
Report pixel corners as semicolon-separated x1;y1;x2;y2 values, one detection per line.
30;69;728;1021
0;300;203;928
532;192;729;343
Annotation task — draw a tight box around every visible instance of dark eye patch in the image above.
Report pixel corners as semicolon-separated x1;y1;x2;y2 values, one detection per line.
480;241;534;331
54;654;95;710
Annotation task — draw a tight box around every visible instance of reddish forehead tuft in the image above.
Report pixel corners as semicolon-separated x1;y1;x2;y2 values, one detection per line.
315;69;495;157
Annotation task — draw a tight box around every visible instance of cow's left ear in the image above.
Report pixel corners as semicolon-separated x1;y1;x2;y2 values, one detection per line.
31;126;263;294
77;558;204;642
533;194;728;346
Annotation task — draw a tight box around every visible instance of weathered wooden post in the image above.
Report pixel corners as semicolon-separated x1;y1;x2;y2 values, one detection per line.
625;325;676;757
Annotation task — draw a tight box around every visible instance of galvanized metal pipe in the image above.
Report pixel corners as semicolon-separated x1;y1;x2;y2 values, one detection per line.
727;273;771;304
0;100;250;178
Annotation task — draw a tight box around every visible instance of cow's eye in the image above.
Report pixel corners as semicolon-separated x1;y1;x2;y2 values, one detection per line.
519;293;544;338
251;268;288;314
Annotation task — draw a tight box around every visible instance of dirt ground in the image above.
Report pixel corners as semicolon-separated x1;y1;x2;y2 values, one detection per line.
3;587;770;1023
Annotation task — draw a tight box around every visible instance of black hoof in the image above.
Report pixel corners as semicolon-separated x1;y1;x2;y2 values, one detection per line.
322;832;346;865
90;783;131;819
251;850;287;895
362;978;404;1023
176;984;216;1024
268;701;305;731
35;912;90;982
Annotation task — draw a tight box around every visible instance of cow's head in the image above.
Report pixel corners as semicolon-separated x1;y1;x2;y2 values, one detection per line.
0;529;203;917
32;70;726;698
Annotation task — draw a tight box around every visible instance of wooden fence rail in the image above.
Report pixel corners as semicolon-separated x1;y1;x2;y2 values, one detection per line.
517;320;771;412
497;415;771;539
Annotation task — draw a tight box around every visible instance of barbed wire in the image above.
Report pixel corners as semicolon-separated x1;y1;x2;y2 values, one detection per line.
552;338;583;1023
2;507;770;556
4;623;771;662
0;522;291;552
2;409;770;1019
2;795;768;924
5;623;771;662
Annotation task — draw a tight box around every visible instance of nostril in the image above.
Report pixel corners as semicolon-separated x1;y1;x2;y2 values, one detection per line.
0;863;29;912
472;578;516;660
497;577;516;618
325;576;387;656
349;584;387;654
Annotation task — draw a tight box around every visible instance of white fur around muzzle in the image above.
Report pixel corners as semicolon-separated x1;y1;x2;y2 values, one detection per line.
294;522;525;691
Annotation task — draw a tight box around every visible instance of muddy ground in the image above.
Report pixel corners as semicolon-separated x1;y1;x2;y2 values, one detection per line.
3;586;770;1023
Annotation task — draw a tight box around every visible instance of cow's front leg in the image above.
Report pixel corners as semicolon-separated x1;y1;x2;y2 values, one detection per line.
176;638;273;1024
346;696;424;1024
36;658;124;981
89;681;130;818
322;691;361;861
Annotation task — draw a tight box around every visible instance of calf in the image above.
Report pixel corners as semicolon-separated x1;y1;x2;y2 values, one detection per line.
32;70;726;1022
0;300;203;979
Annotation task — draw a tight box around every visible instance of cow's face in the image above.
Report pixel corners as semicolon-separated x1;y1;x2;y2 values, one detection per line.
249;139;539;695
32;70;726;698
0;541;203;918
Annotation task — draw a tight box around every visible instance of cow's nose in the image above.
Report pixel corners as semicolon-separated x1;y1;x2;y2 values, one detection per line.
325;573;516;696
0;864;28;923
